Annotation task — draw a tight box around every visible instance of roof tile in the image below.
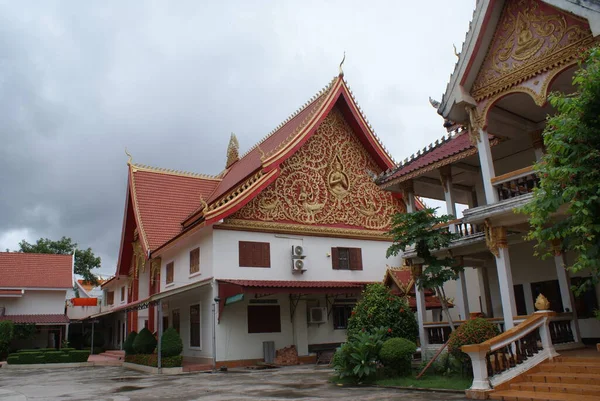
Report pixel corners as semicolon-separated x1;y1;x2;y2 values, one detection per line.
0;253;72;289
0;314;70;324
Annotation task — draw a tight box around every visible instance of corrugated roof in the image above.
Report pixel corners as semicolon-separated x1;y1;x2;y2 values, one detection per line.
0;253;72;289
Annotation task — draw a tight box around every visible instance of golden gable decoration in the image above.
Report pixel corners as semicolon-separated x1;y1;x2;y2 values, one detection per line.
471;0;593;101
228;108;404;231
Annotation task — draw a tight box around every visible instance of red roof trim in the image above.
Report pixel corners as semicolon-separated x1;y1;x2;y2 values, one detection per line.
219;279;373;290
0;314;70;324
128;166;150;256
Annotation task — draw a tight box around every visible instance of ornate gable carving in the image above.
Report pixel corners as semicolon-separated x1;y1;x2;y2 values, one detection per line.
227;108;405;231
471;0;593;101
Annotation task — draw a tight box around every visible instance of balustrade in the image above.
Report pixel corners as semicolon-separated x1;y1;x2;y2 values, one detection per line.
549;315;575;344
491;166;539;201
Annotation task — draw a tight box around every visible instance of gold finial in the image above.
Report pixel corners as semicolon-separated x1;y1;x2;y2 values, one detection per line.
535;293;551;311
226;133;240;168
257;145;266;162
339;51;346;77
125;148;133;165
199;194;208;212
453;44;460;58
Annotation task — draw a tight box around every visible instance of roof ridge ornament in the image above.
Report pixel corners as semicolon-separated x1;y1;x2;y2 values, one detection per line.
226;133;240;168
339;52;346;77
453;44;460;58
125;148;133;165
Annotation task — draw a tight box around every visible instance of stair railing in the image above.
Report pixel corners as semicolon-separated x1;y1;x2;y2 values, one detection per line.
462;311;558;392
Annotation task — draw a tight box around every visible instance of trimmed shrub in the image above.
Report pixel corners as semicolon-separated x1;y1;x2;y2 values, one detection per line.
379;337;417;377
45;351;65;363
448;318;499;370
133;328;157;355
347;283;418;342
6;355;20;364
0;321;14;360
69;350;90;362
123;331;138;356
40;348;57;352
60;354;71;363
125;354;183;368
161;328;183;357
61;348;76;353
17;349;41;353
35;355;45;364
15;352;42;364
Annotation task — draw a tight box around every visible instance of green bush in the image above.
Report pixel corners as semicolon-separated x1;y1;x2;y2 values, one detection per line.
69;350;90;362
40;348;57;352
125;354;183;368
448;318;499;370
17;349;41;353
6;355;20;364
45;351;65;363
15;352;42;364
332;327;387;383
35;355;45;364
379;337;416;377
161;328;183;357
13;324;36;340
347;283;418;342
61;347;76;353
133;328;157;354
0;321;14;360
123;331;138;355
60;354;71;363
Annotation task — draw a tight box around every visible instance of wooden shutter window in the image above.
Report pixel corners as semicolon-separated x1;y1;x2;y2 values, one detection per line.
166;262;174;284
189;248;200;274
247;305;281;333
107;291;115;305
239;241;270;267
331;247;340;269
349;248;363;270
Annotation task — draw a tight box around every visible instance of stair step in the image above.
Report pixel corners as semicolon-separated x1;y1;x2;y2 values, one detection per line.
540;362;600;374
490;390;600;401
555;357;600;365
526;371;600;385
182;364;212;372
97;353;122;360
511;382;600;396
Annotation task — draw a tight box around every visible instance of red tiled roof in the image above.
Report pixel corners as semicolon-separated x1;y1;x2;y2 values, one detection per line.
0;253;72;289
77;279;105;293
0;314;70;324
384;268;451;310
219;279;373;289
130;169;220;251
379;132;497;186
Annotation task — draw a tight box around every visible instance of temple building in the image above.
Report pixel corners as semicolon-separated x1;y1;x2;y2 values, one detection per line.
90;70;420;366
378;0;600;396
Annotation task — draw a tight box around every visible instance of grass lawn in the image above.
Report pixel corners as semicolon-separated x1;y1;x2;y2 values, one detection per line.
375;375;472;390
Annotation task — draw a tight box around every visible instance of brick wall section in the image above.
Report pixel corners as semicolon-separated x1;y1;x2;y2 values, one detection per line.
273;345;299;366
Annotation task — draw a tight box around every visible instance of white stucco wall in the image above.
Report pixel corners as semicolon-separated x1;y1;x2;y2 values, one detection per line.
211;228;401;282
0;290;66;315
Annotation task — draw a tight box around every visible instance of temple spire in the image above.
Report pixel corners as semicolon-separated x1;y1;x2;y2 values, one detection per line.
225;133;239;168
339;52;346;77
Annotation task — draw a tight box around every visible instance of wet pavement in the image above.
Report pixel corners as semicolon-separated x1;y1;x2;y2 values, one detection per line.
0;365;469;400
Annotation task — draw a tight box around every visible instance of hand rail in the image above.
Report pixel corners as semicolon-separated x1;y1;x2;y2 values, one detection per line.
490;165;535;185
461;312;557;392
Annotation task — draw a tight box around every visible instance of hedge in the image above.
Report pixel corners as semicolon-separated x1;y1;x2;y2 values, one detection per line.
125;354;183;368
379;337;417;377
161;328;183;357
7;350;90;364
124;331;137;356
133;328;156;354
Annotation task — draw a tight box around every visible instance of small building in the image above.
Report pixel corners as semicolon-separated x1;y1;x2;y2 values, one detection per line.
0;252;73;349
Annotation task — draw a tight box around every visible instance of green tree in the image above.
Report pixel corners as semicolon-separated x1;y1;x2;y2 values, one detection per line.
520;48;600;294
387;207;462;330
18;236;100;285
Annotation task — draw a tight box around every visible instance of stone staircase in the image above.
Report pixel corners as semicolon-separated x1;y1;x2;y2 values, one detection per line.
182;363;213;373
89;350;125;366
490;356;600;401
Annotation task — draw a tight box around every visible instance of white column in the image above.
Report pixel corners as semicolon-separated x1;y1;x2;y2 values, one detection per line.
440;166;457;232
496;247;517;330
477;266;493;317
530;130;545;161
292;299;308;356
415;284;428;348
477;129;499;205
523;285;535;315
553;249;582;342
455;270;470;320
403;180;416;213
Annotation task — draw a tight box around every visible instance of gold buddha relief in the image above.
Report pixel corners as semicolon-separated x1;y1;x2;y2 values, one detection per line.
328;154;350;198
512;12;543;61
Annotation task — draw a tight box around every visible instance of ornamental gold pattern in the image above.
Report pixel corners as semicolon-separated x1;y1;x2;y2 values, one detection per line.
228;108;405;230
472;0;592;101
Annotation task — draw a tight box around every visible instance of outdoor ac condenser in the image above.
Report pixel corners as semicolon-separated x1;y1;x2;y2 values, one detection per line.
308;307;327;324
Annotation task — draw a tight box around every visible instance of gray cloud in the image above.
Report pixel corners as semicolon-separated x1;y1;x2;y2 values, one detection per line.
0;0;476;276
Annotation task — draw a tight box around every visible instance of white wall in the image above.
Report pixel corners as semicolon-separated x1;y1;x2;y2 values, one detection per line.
212;229;401;282
0;290;66;315
160;227;214;292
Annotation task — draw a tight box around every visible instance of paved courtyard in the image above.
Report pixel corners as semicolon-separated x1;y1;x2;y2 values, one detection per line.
0;365;468;401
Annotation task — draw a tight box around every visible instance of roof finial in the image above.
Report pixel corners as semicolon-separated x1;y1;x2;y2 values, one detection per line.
453;44;460;58
339;51;346;77
226;133;240;168
125;148;133;165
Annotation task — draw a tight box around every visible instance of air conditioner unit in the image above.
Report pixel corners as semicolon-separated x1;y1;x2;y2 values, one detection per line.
309;307;327;324
292;245;305;258
292;259;307;273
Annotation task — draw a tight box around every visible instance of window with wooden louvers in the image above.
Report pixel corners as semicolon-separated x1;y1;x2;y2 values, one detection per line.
166;262;174;284
331;247;362;270
189;248;200;274
239;241;271;267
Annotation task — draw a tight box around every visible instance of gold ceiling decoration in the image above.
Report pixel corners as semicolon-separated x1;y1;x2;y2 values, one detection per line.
228;108;404;230
471;0;593;101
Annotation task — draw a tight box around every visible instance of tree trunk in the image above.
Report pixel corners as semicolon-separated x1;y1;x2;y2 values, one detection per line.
436;285;455;332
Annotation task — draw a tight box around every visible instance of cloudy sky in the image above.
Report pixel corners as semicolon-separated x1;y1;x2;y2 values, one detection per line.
0;1;475;276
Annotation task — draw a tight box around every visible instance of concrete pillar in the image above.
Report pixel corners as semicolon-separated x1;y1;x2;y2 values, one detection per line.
440;166;457;232
413;265;428;348
476;129;499;205
403;180;416;213
495;247;517;330
455;270;470;320
523;284;535;315
530;130;545;161
292;299;308;356
477;266;493;317
552;244;582;342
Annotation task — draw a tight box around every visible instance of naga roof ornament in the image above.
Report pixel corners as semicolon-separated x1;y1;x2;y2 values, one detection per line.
225;133;240;168
338;52;346;77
